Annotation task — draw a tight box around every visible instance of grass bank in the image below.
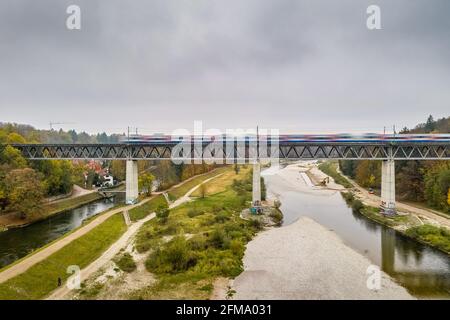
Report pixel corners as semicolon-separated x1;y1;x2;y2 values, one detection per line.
318;161;353;188
44;192;104;216
0;212;126;300
128;166;259;299
0;192;104;230
167;167;229;200
129;194;167;222
405;225;450;254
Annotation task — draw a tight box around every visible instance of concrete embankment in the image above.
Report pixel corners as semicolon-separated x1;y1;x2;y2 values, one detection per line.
232;217;413;299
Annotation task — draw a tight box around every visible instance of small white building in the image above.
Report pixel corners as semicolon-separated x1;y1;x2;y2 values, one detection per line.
103;174;114;187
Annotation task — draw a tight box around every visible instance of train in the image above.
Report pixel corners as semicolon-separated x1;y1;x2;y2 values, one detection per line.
119;133;450;144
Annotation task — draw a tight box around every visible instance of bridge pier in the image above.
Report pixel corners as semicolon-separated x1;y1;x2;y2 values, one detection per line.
126;160;138;204
381;158;396;215
252;161;261;207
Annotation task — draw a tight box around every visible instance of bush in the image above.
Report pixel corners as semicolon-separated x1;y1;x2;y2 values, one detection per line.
215;210;231;223
209;228;231;249
249;218;264;231
229;239;244;256
270;209;283;225
156;204;170;223
146;236;197;273
114;253;137;273
351;200;364;212
406;224;450;253
187;208;204;218
341;192;354;203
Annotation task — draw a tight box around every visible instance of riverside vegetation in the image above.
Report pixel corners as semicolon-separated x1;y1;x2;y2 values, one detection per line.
320;162;450;255
122;166;264;299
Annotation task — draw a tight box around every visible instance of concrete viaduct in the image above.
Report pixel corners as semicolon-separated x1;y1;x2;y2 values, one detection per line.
4;135;450;215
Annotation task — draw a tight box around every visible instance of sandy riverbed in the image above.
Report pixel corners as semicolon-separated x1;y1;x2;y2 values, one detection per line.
232;216;413;299
231;162;413;300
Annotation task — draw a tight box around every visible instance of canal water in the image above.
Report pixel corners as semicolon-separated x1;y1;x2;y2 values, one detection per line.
0;194;124;269
263;163;450;299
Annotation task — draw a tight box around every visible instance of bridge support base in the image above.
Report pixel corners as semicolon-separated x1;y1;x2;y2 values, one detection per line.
252;161;261;207
381;159;396;215
126;160;138;204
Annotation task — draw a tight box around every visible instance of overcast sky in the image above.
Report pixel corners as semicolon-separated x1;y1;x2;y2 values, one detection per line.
0;0;449;134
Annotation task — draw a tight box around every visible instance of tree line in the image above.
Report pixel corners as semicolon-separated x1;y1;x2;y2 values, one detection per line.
339;115;450;213
0;122;218;219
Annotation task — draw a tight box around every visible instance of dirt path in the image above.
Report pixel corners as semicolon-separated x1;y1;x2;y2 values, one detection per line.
46;172;224;300
336;167;450;229
0;169;225;286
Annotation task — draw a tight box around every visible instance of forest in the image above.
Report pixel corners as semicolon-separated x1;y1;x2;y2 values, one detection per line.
339;115;450;213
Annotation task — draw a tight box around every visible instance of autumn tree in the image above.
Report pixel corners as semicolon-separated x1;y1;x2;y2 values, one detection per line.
5;168;45;219
139;172;155;196
110;160;125;181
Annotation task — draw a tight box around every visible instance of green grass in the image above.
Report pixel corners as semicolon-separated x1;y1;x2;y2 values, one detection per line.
318;162;353;188
341;191;412;227
0;213;127;300
130;168;258;299
128;194;167;222
167;167;229;200
44;192;104;216
405;225;450;254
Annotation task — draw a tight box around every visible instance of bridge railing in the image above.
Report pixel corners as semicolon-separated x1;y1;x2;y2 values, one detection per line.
2;141;449;160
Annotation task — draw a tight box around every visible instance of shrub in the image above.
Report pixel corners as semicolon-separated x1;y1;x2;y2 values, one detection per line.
229;239;244;256
114;253;137;273
187;208;204;218
249;218;264;231
146;236;197;273
351;200;364;212
215;210;230;223
156;204;170;223
209;228;231;249
270;209;283;225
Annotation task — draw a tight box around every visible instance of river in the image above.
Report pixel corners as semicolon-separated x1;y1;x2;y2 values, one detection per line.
0;194;124;269
263;162;450;299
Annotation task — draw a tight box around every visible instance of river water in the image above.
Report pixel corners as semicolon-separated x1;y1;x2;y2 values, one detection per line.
263;163;450;299
0;194;124;269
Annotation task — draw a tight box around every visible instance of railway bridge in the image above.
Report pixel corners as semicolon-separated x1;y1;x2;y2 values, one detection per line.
4;133;450;214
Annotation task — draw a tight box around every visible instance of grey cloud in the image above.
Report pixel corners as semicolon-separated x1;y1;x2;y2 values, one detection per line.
0;0;449;133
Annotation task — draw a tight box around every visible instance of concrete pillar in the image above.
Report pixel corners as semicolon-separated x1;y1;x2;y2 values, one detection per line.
126;160;138;204
381;159;396;215
381;227;395;273
252;161;261;207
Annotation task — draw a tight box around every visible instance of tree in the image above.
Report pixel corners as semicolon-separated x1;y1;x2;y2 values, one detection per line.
0;145;27;169
199;183;207;198
5;168;45;219
110;160;125;181
156;204;170;223
424;115;436;133
6;132;26;144
233;164;240;175
139;173;155;196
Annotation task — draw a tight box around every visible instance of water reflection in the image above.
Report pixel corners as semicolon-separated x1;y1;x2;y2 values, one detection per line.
263;164;450;299
0;194;123;269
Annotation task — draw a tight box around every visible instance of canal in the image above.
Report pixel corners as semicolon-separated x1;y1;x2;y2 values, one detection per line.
0;194;124;269
263;162;450;299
